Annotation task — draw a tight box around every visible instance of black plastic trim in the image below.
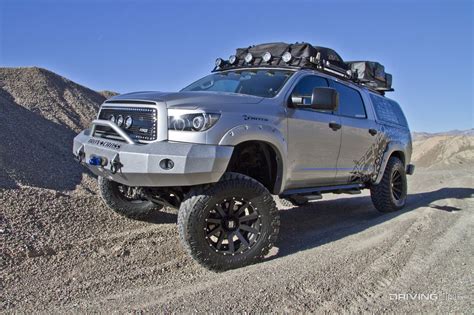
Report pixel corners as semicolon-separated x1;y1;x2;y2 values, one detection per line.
280;183;365;197
105;100;157;105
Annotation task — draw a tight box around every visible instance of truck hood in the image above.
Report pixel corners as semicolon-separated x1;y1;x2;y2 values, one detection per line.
108;91;264;108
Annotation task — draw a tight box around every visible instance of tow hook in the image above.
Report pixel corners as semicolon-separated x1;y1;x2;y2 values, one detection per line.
110;154;123;174
74;145;85;163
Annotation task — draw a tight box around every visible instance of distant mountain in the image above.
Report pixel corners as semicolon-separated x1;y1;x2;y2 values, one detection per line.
412;129;474;141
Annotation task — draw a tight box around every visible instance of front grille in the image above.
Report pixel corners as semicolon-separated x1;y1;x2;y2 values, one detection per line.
95;106;157;142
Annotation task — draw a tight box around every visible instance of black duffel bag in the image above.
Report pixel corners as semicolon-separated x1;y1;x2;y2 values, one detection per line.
347;61;392;89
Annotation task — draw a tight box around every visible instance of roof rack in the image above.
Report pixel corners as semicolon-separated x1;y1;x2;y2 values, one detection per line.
213;42;394;95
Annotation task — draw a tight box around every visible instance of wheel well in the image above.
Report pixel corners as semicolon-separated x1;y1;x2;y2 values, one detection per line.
226;141;281;194
390;151;406;166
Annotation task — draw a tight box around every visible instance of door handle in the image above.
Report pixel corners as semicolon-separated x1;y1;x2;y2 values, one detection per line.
329;122;341;131
369;128;378;136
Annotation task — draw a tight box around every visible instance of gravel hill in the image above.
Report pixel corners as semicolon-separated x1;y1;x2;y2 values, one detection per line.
0;67;105;190
1;68;472;313
411;134;474;169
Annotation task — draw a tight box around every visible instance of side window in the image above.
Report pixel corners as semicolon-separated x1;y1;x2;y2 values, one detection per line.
331;81;367;118
291;75;329;106
370;94;408;127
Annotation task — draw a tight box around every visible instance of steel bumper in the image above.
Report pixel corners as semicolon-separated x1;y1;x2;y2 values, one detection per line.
73;129;233;187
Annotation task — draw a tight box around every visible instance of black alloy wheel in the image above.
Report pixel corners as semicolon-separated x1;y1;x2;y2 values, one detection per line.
391;169;405;201
205;197;262;255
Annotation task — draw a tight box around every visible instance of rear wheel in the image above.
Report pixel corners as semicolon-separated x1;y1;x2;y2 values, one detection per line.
370;157;407;212
98;177;162;218
178;172;280;271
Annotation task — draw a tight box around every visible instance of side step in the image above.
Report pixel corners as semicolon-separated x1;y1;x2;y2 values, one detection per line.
280;183;365;201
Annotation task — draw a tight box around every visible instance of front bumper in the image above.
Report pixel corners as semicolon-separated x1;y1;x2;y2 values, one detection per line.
73;129;233;187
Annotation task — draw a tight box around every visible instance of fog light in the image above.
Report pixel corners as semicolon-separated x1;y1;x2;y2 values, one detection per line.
124;116;133;129
160;158;174;170
116;115;124;127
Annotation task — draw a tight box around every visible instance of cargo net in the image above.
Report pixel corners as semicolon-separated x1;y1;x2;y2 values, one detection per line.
214;42;393;94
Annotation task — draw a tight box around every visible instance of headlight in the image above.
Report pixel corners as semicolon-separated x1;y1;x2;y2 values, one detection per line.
168;112;221;132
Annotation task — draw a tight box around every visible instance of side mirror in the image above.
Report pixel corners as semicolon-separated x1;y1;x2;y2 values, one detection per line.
310;87;339;111
291;87;339;111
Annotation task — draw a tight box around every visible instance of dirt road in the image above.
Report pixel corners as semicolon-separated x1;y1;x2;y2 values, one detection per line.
2;167;473;313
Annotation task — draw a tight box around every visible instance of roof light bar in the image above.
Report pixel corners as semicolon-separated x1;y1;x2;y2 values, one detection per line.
229;55;237;65
262;52;272;62
215;58;224;68
244;53;253;63
282;52;292;63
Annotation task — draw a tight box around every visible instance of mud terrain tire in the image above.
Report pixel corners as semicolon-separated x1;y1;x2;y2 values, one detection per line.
178;172;280;271
370;157;407;212
98;176;162;218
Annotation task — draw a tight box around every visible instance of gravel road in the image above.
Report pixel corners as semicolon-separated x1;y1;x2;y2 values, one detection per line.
2;167;473;313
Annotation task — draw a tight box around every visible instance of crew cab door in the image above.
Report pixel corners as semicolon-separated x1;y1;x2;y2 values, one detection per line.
286;75;342;189
329;80;378;183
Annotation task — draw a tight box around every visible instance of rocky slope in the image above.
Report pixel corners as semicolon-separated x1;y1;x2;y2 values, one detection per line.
411;133;474;169
0;67;105;190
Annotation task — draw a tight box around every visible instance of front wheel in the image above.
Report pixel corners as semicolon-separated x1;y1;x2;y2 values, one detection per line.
98;177;162;218
178;173;280;271
370;157;407;212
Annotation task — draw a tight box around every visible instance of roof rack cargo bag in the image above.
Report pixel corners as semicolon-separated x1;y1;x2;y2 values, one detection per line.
347;61;392;89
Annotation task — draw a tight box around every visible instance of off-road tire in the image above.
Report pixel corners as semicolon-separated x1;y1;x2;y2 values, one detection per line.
98;176;162;218
178;172;280;271
370;157;407;212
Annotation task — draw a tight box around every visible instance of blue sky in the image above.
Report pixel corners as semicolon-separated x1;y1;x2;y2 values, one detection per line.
1;0;472;132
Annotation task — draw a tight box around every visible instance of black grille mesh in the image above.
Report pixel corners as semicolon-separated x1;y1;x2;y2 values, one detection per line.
95;107;157;141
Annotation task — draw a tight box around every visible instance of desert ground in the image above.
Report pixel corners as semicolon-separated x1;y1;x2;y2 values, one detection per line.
1;67;473;312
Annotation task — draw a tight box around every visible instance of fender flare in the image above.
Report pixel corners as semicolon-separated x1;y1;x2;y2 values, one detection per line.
218;124;287;194
374;141;406;184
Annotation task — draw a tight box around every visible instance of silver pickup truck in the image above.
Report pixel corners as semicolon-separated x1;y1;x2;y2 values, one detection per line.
73;42;414;271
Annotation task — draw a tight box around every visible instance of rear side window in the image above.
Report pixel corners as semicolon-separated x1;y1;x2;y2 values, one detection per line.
331;81;367;118
370;94;408;127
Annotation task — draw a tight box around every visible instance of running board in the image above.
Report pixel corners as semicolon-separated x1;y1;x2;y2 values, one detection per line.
280;183;365;198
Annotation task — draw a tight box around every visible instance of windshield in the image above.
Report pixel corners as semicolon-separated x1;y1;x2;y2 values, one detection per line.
181;70;294;98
